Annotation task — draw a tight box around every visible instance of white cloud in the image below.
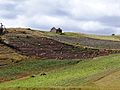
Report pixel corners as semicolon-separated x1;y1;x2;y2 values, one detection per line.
67;0;120;19
78;21;105;31
0;0;120;35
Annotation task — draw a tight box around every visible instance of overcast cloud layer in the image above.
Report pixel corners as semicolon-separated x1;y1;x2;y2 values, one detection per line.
0;0;120;35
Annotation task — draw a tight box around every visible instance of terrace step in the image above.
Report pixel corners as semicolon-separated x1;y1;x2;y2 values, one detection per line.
4;33;111;59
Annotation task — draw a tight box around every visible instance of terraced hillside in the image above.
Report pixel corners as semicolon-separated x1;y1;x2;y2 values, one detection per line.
1;28;113;59
0;28;120;90
48;34;120;49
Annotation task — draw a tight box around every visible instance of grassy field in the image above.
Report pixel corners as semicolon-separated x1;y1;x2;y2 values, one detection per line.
0;54;120;89
64;32;120;41
0;59;79;82
92;69;120;87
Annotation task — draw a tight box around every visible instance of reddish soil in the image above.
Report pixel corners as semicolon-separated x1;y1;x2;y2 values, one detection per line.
3;34;112;59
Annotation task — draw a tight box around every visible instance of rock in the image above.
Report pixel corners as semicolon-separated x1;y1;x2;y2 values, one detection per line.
40;73;46;76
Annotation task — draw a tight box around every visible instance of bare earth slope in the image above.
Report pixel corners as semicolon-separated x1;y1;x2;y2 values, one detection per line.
1;28;114;59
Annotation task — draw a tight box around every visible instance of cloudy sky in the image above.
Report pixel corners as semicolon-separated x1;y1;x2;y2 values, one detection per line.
0;0;120;35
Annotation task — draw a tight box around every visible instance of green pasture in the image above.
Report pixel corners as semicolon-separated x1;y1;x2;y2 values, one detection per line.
0;54;120;89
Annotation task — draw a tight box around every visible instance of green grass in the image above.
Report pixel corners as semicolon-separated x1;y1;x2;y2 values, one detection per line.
64;32;120;41
0;59;79;82
1;54;120;88
43;31;120;41
85;34;120;41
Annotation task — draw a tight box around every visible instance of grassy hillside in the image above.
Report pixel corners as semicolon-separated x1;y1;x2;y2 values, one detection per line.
0;54;120;89
0;28;120;90
0;59;79;82
1;28;114;60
